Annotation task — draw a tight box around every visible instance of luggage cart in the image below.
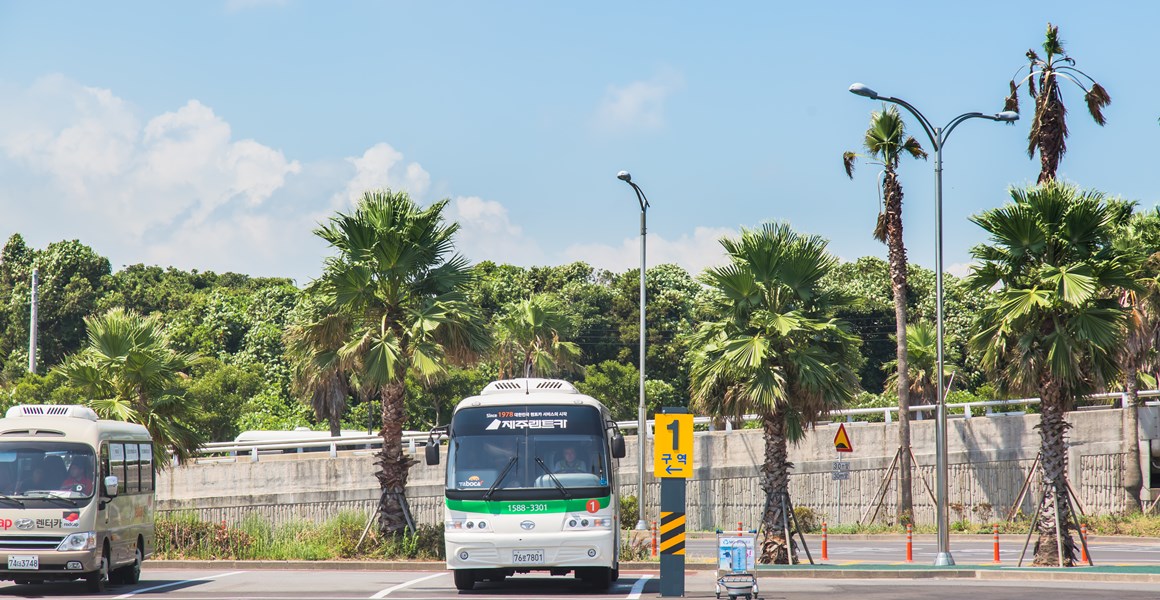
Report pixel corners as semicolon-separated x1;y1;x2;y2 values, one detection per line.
715;529;759;600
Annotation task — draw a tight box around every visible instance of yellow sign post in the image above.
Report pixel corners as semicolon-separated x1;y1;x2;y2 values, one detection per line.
654;413;693;478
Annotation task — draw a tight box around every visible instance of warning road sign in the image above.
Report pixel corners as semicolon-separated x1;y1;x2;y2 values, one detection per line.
833;423;853;453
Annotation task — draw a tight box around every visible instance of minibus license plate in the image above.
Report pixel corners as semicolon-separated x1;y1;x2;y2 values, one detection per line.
8;555;38;570
512;550;544;564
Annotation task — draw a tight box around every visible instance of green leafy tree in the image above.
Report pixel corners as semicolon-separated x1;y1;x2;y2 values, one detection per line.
968;182;1131;565
1006;23;1110;184
883;321;958;406
688;223;861;564
845;104;928;523
313;189;489;534
55;307;203;465
1113;208;1160;512
492;295;582;378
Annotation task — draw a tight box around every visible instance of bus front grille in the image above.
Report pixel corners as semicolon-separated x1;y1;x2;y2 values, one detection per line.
0;536;64;550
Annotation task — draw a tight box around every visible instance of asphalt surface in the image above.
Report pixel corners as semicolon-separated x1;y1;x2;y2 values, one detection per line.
1;567;1159;599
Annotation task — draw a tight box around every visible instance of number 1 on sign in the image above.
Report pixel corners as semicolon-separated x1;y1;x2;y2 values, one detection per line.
667;419;680;451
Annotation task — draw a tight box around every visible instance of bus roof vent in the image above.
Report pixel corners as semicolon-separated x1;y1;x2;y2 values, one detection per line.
5;405;99;421
480;379;578;395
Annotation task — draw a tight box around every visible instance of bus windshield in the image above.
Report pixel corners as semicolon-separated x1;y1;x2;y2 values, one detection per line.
447;405;609;499
0;442;96;502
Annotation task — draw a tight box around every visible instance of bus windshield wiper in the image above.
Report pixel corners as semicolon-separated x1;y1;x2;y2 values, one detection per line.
0;494;23;507
21;491;78;506
483;456;518;501
535;458;571;499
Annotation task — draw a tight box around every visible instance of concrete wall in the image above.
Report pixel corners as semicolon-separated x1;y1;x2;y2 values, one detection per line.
156;407;1156;530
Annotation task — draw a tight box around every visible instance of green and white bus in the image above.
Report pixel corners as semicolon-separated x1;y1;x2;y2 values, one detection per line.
0;405;154;592
426;379;627;591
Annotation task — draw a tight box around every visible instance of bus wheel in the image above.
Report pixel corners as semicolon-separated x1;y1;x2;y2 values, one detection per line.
577;567;613;589
114;544;142;584
453;569;475;591
86;544;109;592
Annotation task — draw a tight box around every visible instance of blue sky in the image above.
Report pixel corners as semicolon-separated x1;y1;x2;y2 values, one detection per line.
0;1;1156;285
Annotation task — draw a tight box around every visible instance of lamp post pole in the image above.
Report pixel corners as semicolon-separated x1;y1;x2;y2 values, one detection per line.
618;170;650;530
849;84;1016;566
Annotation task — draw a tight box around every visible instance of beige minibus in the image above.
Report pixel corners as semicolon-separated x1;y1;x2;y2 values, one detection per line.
0;405;155;591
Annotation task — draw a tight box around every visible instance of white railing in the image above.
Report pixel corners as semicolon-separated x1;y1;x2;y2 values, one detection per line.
188;389;1160;461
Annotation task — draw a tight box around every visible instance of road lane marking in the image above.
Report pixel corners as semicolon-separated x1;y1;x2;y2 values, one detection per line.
114;570;244;598
626;574;652;599
370;572;447;598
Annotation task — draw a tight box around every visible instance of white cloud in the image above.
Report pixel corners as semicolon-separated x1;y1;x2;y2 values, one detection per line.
0;75;308;277
563;226;735;275
450;196;542;265
334;142;431;208
594;68;684;133
946;262;975;278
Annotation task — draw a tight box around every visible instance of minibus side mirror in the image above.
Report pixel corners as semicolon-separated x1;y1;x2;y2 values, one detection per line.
425;442;440;466
103;475;119;498
611;434;626;459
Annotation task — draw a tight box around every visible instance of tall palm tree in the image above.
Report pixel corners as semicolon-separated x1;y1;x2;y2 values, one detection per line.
1113;208;1160;512
314;189;490;534
844;104;927;523
883;321;958;407
285;305;354;438
56;307;202;466
1006;22;1110;184
688;223;861;564
968;182;1131;566
492;295;582;379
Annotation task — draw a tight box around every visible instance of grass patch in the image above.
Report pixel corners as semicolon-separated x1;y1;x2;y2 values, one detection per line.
155;511;444;560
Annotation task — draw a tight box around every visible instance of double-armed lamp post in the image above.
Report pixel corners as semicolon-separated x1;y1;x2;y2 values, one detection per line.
617;170;650;530
848;83;1017;566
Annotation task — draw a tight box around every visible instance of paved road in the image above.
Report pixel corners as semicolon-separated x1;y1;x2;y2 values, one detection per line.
1;568;1160;599
685;536;1160;565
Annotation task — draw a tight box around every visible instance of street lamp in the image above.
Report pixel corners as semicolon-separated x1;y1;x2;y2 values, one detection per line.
617;170;650;531
849;83;1017;566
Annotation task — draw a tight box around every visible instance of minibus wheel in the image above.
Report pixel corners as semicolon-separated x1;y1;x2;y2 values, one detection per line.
86;544;110;592
453;569;475;591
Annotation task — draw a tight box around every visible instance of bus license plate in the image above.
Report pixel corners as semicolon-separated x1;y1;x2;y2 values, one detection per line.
512;550;544;564
8;555;38;570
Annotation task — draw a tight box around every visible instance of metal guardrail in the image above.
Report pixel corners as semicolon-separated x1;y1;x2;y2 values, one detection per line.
189;389;1160;461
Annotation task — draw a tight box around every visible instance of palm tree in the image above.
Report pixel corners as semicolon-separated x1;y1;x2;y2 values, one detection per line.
688;223;861;564
844;104;927;523
967;182;1132;566
1113;208;1160;512
492;295;582;379
313;189;489;534
883;321;958;407
1005;23;1110;184
285;303;354;438
56;307;202;466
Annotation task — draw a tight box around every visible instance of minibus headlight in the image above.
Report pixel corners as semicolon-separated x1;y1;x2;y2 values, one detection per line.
57;531;97;552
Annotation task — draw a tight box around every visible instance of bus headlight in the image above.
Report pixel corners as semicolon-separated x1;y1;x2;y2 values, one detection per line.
566;516;613;529
57;532;97;552
446;519;489;532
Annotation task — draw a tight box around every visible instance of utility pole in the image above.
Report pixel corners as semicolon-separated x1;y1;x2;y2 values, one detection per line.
28;268;38;373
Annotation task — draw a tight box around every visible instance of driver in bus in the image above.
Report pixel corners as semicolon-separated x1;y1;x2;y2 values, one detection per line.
554;446;588;473
60;461;93;495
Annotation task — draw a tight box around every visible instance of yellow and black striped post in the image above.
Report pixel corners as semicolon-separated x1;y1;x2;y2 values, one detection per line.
659;511;686;556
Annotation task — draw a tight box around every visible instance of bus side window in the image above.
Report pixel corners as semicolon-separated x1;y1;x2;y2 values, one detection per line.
100;444;109;482
109;443;125;492
139;443;154;492
124;442;140;494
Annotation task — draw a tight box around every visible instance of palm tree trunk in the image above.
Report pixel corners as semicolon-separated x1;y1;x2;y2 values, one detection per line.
758;411;795;564
1033;379;1076;566
376;380;412;535
883;169;914;524
1122;366;1143;512
1035;72;1065;185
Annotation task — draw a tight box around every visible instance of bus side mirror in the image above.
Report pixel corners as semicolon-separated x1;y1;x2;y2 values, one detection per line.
425;442;440;466
103;475;119;498
611;434;626;459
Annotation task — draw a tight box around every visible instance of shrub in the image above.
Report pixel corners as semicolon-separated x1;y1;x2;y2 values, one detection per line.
793;506;820;533
619;495;639;529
